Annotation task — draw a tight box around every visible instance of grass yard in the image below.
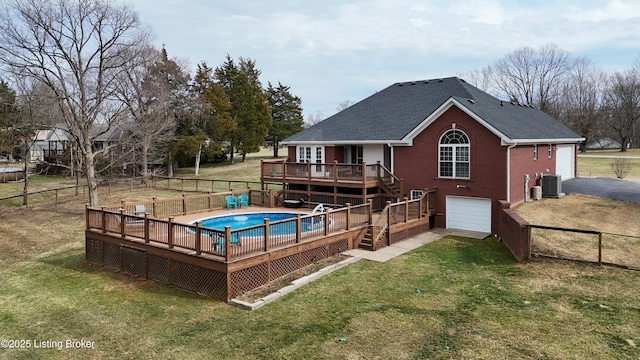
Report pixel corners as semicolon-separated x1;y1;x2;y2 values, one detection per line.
579;149;640;182
1;191;640;359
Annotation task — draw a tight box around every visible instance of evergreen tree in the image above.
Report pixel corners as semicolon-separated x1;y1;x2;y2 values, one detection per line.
266;81;304;157
174;61;233;173
215;56;271;163
0;79;18;160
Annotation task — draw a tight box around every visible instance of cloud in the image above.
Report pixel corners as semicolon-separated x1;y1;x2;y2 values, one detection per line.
566;0;640;21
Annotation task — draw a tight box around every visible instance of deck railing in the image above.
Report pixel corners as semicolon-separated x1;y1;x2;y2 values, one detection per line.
262;160;393;184
87;198;373;262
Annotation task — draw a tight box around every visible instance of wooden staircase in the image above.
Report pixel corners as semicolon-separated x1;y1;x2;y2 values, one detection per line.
380;178;402;197
359;227;374;250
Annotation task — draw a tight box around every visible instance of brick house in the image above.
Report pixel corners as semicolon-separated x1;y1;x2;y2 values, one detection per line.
269;77;583;234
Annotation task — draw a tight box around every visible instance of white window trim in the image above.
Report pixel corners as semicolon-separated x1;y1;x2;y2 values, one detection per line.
533;144;538;160
410;190;424;200
548;144;553;158
438;129;470;179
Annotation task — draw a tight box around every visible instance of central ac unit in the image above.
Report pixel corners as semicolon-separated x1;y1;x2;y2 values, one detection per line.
542;174;562;198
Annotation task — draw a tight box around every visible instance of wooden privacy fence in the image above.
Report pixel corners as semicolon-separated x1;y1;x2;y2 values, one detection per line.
529;225;640;270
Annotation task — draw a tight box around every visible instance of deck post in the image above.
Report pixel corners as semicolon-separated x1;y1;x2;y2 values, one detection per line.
182;193;187;215
168;217;174;249
224;226;231;262
152;197;157;217
195;222;202;255
376;161;381;181
324;209;330;236
404;197;409;222
101;206;107;233
144;214;150;243
296;214;302;243
368;200;373;225
85;204;90;231
345;203;351;230
361;162;367;183
120;208;126;238
264;219;270;252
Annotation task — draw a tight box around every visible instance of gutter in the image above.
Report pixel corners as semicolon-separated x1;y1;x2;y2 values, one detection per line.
506;142;517;203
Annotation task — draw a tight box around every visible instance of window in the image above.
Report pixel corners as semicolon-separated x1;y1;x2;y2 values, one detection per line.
548;144;553;158
533;145;538;160
410;190;424;200
356;146;363;164
439;129;470;179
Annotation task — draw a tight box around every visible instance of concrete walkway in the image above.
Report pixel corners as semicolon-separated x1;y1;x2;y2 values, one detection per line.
343;228;490;262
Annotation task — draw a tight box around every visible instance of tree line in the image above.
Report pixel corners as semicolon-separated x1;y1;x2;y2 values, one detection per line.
0;0;304;206
459;44;640;153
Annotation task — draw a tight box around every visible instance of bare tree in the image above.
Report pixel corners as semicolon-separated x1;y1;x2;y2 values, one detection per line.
556;57;607;152
114;46;185;182
336;100;355;112
458;66;494;92
604;69;640;152
305;111;326;127
0;0;151;205
493;44;572;113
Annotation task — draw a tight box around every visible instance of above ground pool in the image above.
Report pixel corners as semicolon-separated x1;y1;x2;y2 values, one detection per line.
193;211;327;238
198;212;299;231
0;167;25;183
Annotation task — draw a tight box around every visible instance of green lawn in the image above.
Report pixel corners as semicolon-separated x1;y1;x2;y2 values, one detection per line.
1;148;640;358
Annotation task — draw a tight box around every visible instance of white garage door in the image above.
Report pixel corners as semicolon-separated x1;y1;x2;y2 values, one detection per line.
556;144;575;180
446;196;492;233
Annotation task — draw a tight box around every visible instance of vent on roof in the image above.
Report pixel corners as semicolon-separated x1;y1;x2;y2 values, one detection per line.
438;79;444;82
411;81;416;85
467;99;475;104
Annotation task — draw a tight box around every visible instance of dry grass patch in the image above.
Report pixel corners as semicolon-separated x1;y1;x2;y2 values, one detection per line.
514;194;640;267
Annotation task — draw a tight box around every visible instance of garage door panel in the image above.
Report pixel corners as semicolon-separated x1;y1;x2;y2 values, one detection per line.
446;196;491;233
556;145;575;180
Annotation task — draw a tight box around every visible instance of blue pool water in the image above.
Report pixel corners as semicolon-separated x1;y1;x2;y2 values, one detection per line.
199;212;299;231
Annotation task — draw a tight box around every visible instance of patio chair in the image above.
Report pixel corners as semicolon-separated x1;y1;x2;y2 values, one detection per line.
225;195;238;209
211;233;241;254
237;194;249;208
134;204;148;216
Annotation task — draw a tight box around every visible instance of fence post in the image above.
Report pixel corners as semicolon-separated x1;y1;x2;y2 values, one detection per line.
195;222;202;255
368;199;373;224
168;217;174;249
152;197;157;217
208;192;213;211
345;203;351;230
182;193;187;215
195;179;199;192
598;232;603;265
296;214;301;243
129;178;133;192
264;219;271;252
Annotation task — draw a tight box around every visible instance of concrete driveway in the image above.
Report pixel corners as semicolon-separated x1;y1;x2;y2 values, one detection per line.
562;177;640;203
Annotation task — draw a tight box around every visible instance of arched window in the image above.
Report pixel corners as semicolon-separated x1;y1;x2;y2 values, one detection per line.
439;129;470;178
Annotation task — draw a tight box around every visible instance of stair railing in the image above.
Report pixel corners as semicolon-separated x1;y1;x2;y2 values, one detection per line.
370;201;391;250
376;162;404;197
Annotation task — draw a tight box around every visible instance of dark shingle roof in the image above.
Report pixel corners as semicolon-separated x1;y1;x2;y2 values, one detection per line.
284;77;582;144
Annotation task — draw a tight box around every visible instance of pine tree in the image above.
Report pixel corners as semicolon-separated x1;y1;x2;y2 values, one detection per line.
266;81;304;157
215;56;271;163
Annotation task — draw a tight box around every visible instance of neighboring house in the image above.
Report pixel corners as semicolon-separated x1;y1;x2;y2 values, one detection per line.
586;138;621;150
32;123;127;174
268;77;583;234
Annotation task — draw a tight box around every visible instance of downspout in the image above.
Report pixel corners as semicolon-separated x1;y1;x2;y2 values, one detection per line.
506;142;517;204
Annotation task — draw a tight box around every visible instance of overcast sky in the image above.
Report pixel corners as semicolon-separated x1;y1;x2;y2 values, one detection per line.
133;0;640;119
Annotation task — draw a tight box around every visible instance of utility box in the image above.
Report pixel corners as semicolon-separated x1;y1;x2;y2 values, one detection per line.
531;186;542;200
542;175;563;198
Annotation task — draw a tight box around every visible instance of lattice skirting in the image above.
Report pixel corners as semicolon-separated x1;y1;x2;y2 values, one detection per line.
85;238;228;301
228;239;349;298
86;237;350;301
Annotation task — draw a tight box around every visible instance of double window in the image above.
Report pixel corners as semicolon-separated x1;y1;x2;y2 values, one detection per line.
439;129;470;179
